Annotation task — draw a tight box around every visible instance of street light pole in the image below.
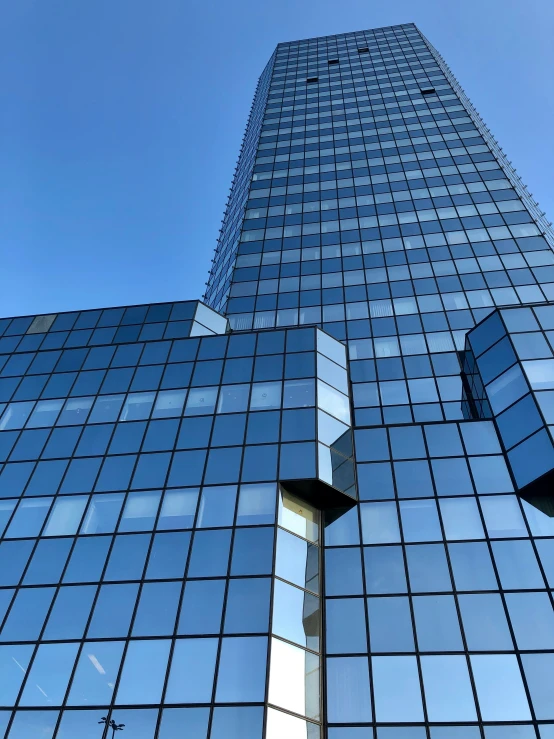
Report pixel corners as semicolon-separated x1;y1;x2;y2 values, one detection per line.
110;719;125;738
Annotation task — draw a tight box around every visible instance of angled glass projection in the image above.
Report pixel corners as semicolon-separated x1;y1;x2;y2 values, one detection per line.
463;305;554;493
270;489;321;738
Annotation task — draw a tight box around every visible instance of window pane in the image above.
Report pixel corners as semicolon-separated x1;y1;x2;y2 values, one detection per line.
367;596;414;652
372;656;424;722
67;641;125;705
470;654;531;721
20;642;79;706
165;638;218;703
421;655;476;721
115;639;170;704
326;657;372;723
215;636;268;702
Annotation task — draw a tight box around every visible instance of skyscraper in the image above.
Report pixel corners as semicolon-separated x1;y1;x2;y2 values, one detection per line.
1;20;554;739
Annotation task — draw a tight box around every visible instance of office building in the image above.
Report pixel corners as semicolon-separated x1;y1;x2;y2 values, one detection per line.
1;21;554;739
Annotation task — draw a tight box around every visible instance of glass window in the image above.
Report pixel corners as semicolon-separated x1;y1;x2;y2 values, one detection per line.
492;540;545;589
236;483;276;525
158;708;209;739
372;656;424;722
470;456;513;494
326;598;367;654
87;583;139;638
413;595;463;651
360;502;400;544
250;381;282;410
178;579;225;635
204;447;242;484
80;493;124;534
211;706;264;739
357;462;394;500
217;384;250;413
157;488;198;530
470;654;531;721
460;420;501;454
400;499;442;542
459;594;513;650
269;637;319;720
449;541;498;591
1;587;55;641
119;490;161;532
272;578;319;649
276;528;318;593
326;657;372;723
6;711;57;739
522;653;554;720
188;529;231;577
131;453;171;489
506;592;554;650
394;460;433;498
367;596;414;652
389;425;425;459
325;548;363;596
406;544;452;592
165;638;218;704
115;639;170;704
225;577;271;634
6;497;52;538
19;642;79;706
132;581;181;636
43;585;96;640
63;536;110;583
0;645;33;705
43;495;88;536
364;545;407;594
23;538;72;585
424;423;463;456
421;655;476;722
104;533;150;581
431;457;473;495
215;636;268;702
146;531;190;579
67;641;124;706
440;497;485;540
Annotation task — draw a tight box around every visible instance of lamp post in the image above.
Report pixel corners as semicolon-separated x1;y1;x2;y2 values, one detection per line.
110;719;125;738
98;716;125;739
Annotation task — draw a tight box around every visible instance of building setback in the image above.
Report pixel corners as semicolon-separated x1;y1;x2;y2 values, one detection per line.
1;21;554;739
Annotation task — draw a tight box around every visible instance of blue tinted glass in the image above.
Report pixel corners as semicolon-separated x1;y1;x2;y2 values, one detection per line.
178;580;225;635
406;544;452;592
327;657;372;723
224;578;271;634
364;546;407;594
367;596;414;652
211;706;264;739
326;598;367;654
325;548;364;596
165;638;217;703
158;708;209;739
216;636;267;702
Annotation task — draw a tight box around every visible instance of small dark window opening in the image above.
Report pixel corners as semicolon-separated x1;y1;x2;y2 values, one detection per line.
420;87;436;95
306;77;319;83
357;47;369;53
328;59;339;65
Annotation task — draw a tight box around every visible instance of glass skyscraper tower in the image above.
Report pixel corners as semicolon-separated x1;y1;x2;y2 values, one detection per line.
1;20;554;739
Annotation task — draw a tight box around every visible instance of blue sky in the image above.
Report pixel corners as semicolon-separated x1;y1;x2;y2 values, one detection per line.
1;0;553;317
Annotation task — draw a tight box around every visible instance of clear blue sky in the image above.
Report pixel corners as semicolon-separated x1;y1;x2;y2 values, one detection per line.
1;0;553;317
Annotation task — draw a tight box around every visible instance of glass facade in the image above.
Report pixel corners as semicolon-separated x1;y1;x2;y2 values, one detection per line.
1;20;554;739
